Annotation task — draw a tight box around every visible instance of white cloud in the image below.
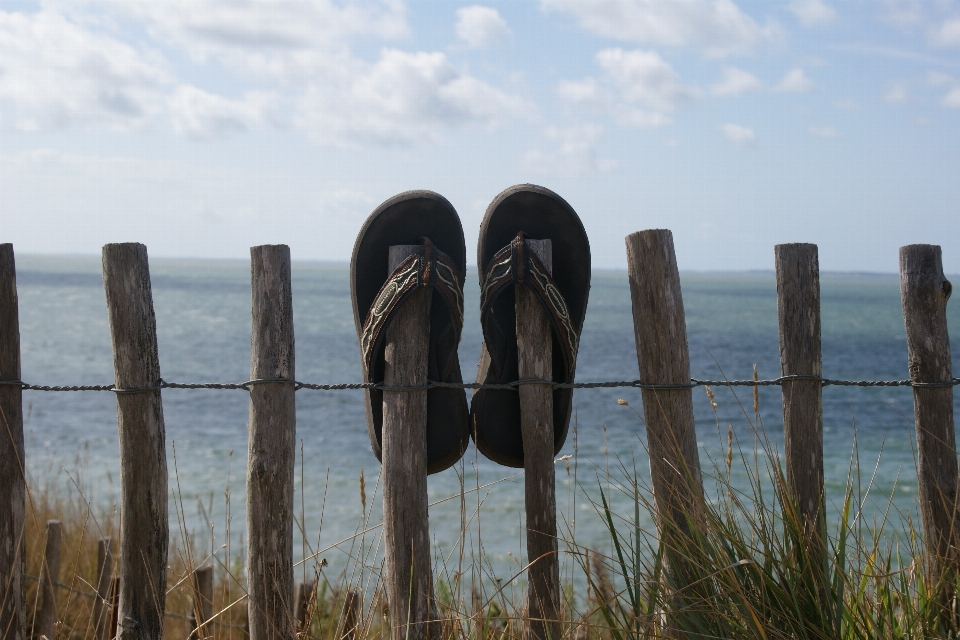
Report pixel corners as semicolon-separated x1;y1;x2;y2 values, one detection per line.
943;87;960;108
927;71;954;87
168;86;280;139
932;16;960;47
0;9;170;131
788;0;836;27
808;125;840;137
295;49;533;145
710;67;761;96
541;0;778;57
456;5;510;48
596;48;699;111
776;67;814;92
720;122;755;144
522;124;617;177
879;0;925;29
833;98;858;110
885;82;909;103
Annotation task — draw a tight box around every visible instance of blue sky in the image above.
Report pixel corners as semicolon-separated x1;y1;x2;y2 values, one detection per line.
1;0;958;271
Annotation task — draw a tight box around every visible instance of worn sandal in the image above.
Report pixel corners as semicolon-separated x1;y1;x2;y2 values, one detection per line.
471;184;591;468
351;191;469;474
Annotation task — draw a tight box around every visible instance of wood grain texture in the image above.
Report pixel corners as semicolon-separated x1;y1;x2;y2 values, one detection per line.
382;245;434;640
775;243;824;542
0;244;25;640
899;244;958;599
516;239;560;640
189;566;214;640
102;243;168;640
38;520;62;640
247;245;296;640
95;538;114;640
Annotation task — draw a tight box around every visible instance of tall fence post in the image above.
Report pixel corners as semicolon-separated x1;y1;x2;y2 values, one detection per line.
382;244;434;640
247;245;296;640
38;520;62;640
102;243;168;640
189;565;214;640
516;239;560;640
0;243;25;640
625;230;704;602
95;538;114;640
774;244;825;546
899;244;958;624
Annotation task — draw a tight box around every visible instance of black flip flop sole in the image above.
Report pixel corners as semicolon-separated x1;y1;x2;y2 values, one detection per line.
351;190;469;474
471;184;591;468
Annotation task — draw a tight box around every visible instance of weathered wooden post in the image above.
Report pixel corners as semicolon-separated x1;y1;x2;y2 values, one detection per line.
102;243;168;640
899;244;958;625
381;244;434;640
625;230;704;596
516;239;561;640
293;580;315;634
247;245;296;640
0;243;25;640
775;244;825;545
341;588;362;640
188;565;214;640
38;520;63;640
94;538;114;640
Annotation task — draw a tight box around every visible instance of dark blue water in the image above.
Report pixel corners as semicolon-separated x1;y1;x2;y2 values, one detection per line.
15;256;959;584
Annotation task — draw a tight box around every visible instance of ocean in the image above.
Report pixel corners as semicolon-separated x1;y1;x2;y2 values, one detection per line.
13;254;960;584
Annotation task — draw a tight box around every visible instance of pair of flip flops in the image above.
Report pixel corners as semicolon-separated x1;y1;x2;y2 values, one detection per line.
351;185;591;472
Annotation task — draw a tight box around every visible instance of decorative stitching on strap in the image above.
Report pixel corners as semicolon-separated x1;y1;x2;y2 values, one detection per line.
480;231;579;383
360;238;464;374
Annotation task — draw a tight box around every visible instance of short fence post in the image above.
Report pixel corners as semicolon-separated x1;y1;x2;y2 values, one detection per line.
381;244;434;640
624;230;704;605
0;243;25;640
188;565;214;640
774;244;825;547
516;239;560;640
293;580;315;635
38;520;62;640
899;244;958;624
94;537;113;640
341;588;362;640
110;576;120;640
102;243;167;640
247;245;296;640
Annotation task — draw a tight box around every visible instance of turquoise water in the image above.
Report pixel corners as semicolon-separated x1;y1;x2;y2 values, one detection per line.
14;255;960;583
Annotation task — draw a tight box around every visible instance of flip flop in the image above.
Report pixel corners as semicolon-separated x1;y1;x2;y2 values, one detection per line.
351;190;469;474
471;184;591;468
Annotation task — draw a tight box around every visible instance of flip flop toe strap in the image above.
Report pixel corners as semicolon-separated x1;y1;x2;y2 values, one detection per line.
360;238;464;374
480;231;579;382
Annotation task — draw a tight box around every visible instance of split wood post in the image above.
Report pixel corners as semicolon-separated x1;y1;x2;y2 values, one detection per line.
189;565;214;640
382;244;434;640
293;580;315;634
341;588;362;640
774;244;825;548
102;243;168;640
247;245;296;640
625;230;704;595
110;576;120;640
899;244;958;623
94;538;114;640
516;239;560;640
0;243;25;640
38;520;63;640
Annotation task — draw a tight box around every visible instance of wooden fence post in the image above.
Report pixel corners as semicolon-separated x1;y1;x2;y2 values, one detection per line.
382;244;434;640
293;580;315;635
94;538;114;640
774;244;825;545
189;565;214;640
624;230;704;591
899;244;958;621
247;245;296;640
0;243;25;640
516;239;560;640
341;588;362;640
38;520;62;640
102;243;168;640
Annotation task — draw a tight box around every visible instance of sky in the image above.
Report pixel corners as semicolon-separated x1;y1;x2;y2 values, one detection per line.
1;0;959;272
